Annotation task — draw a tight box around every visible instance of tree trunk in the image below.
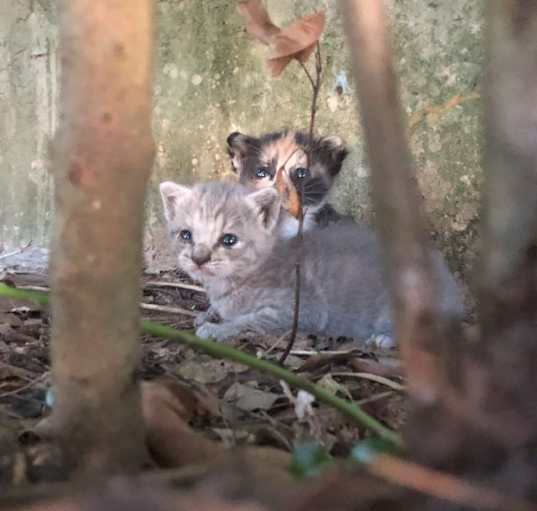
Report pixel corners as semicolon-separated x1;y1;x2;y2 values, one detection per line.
49;0;155;475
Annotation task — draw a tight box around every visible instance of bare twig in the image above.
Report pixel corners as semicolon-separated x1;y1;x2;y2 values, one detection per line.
309;43;322;140
356;390;395;405
0;241;33;261
0;372;49;399
280;43;323;365
340;0;447;404
331;372;405;391
140;303;197;317
297;59;315;89
144;280;205;293
279;206;304;365
17;285;50;293
263;330;291;356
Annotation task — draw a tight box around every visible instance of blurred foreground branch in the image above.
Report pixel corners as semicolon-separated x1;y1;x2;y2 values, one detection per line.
49;0;155;475
339;1;450;404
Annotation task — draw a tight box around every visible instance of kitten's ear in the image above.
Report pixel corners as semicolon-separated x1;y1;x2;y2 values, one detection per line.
319;135;349;176
159;181;191;222
246;188;281;232
226;131;259;174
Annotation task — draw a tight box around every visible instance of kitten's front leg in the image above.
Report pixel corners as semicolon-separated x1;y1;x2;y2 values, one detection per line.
195;308;286;342
195;321;245;342
194;306;220;328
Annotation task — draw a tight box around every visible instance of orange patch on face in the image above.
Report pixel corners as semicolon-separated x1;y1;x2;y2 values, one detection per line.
260;132;307;173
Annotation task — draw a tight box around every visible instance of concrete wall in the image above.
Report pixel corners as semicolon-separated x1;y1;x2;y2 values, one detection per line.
0;0;484;279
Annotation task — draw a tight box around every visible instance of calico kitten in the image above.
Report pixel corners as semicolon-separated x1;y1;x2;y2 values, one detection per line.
226;129;350;237
160;181;463;347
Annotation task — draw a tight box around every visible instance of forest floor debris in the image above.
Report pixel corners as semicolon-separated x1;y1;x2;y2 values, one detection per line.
0;267;407;486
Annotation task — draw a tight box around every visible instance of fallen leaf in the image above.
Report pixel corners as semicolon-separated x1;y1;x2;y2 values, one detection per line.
224;382;281;412
238;0;280;45
268;11;325;77
238;2;326;77
141;378;224;468
275;165;302;219
296;349;365;373
177;358;247;385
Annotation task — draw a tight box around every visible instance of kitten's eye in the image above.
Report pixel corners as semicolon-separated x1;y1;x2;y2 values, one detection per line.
221;233;238;247
295;167;310;179
179;229;192;242
255;167;271;179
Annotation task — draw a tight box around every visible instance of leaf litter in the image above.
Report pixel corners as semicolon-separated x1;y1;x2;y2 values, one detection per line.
0;268;407;485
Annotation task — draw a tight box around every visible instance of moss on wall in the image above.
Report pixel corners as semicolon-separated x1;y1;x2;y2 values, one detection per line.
0;0;484;281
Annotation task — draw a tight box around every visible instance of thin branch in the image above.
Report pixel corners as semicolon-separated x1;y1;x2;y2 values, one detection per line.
0;372;49;399
0;241;33;261
309;42;322;140
140;303;197;317
17;285;50;292
340;0;447;404
279;208;304;365
144;280;205;293
0;283;403;449
297;59;315;90
280;43;323;365
331;372;405;391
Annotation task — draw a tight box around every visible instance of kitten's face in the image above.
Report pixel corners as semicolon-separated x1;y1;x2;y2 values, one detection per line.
227;130;348;211
160;181;281;284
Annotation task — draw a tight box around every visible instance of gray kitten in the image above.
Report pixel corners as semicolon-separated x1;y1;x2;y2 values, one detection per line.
160;181;463;348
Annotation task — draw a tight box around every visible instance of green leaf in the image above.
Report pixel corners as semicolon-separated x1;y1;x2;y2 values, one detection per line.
350;437;402;465
290;442;333;478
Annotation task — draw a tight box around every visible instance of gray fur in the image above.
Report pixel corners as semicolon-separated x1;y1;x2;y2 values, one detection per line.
160;181;464;347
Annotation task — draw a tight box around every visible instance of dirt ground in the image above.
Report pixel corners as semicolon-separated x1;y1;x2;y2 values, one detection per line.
0;253;407;485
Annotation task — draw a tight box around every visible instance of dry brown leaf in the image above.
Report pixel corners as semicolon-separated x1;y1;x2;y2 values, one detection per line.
238;0;281;45
177;358;247;385
223;382;281;412
274;166;302;219
295;349;365;374
238;2;326;77
268;11;326;77
141;378;223;468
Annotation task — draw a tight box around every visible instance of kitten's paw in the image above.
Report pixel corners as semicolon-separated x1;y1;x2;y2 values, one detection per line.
196;322;235;342
194;308;220;328
366;334;396;350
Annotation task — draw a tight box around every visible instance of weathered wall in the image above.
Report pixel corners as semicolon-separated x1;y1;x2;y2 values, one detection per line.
0;0;57;252
0;0;484;280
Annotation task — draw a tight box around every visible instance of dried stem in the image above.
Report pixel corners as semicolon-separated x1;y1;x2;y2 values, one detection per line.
339;1;447;403
280;44;323;365
279;207;304;364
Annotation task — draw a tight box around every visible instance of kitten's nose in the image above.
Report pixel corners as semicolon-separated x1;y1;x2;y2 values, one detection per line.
192;248;211;267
